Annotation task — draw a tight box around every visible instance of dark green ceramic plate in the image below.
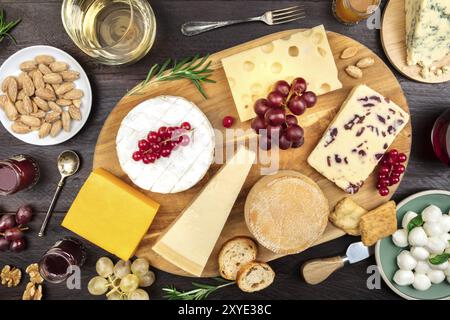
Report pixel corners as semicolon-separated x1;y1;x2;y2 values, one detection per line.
375;190;450;300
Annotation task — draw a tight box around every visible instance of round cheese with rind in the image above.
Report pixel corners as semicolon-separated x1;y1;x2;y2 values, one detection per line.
116;96;215;193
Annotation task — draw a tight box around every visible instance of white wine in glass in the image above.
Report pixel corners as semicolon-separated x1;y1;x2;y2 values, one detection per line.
62;0;156;65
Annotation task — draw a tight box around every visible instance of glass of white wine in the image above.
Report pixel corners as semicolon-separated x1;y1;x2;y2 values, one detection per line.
61;0;156;65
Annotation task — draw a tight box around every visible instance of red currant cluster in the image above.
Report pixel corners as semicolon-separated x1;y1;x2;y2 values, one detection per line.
376;149;407;196
132;122;192;164
0;204;33;252
251;77;317;150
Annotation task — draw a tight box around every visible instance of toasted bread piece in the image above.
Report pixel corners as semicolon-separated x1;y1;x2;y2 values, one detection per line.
360;201;397;246
236;261;275;293
329;197;368;235
218;237;258;280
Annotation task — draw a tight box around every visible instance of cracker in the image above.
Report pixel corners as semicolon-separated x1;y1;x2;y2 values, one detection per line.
360;201;397;246
329;197;367;235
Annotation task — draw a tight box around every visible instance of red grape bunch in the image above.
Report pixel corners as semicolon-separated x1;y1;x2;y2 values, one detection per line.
251;77;317;150
132;122;193;164
0;204;33;253
376;149;407;196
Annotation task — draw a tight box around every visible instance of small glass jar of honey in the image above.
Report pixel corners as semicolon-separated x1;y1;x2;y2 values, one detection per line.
332;0;380;25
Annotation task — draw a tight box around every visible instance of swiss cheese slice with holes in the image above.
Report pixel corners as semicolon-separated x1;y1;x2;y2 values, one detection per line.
221;25;342;122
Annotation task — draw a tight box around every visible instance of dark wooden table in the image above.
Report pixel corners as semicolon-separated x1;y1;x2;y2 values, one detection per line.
0;0;448;301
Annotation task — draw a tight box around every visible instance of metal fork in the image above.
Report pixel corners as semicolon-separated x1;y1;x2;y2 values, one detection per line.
181;5;305;36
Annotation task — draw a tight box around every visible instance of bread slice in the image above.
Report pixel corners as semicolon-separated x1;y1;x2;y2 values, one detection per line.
360;201;397;246
218;237;258;280
236;261;275;293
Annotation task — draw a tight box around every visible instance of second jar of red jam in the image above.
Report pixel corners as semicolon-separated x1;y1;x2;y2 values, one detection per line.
0;155;40;196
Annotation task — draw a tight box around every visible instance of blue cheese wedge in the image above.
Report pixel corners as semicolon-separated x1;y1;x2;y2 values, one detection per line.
307;85;410;194
405;0;450;78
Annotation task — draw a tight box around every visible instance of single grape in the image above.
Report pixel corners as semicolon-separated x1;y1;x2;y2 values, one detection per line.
302;91;317;108
15;205;33;225
253;99;271;117
285;115;298;126
278;133;292;150
0;215;16;232
291;78;307;95
131;258;150;277
285;124;304;142
4;228;23;241
259;135;271;150
291;136;305;148
264;108;285;126
251;116;267;133
119;274;139;293
96;257;114;278
114;260;131;279
10;238;26;252
273;80;291;97
88;276;109;295
138;270;155;287
127;289;150;300
287;95;307;116
267;91;284;108
0;238;10;251
107;292;123;300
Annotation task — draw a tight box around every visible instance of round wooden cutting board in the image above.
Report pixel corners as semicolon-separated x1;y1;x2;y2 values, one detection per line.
93;29;412;278
381;0;450;84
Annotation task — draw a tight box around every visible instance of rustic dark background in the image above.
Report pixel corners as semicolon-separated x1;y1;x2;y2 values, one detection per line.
0;0;448;300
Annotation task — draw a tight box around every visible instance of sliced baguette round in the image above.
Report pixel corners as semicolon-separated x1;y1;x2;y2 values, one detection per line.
236;261;275;293
218;236;258;280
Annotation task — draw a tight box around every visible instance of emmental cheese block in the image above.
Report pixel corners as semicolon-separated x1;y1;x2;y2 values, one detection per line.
152;146;256;276
62;168;160;261
221;25;342;122
307;85;410;194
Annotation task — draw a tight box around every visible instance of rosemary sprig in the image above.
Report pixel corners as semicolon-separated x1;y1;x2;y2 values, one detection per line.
128;54;215;98
0;10;21;44
162;278;235;300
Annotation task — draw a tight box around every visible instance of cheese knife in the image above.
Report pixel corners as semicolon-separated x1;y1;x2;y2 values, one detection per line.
301;242;374;285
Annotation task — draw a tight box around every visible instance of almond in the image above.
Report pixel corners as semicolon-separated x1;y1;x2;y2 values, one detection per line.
20;115;41;127
68;105;82;120
11;121;31;134
22;96;33;114
31;110;46;118
17;89;26;100
72;99;81;108
55;82;74;96
63;89;84;100
32;101;39;113
39;122;52;138
21;74;35;97
50;120;62;137
0;95;7;109
32;70;45;90
60;70;80;81
36;88;56;101
30;126;40;132
4;99;18;120
19;61;37;72
35;55;55;65
48;101;62;113
45;112;61;123
43;73;63;85
6;77;18;102
2;76;14;92
15;100;28;115
345;65;363;79
62;111;71;132
38;64;52;75
56;98;72;106
33;97;49;111
49;62;68;73
341;46;359;59
356;57;375;69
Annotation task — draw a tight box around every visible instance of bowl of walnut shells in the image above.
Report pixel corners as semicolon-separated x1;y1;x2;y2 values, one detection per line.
0;45;92;146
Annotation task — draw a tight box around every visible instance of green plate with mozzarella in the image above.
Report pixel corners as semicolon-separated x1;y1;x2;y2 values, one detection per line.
375;190;450;300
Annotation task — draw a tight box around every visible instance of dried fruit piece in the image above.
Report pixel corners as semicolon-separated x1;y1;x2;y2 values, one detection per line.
38;122;52;138
50;120;62;137
35;55;55;65
5;99;18;120
35;88;56;101
19;61;37;72
345;65;363;79
62;111;71;132
7;77;18;102
33;97;49;111
1;266;22;287
20;115;41;127
56;98;72;106
63;89;84;100
61;70;80;81
341;46;359;59
22;96;33;114
68;105;82;120
55;82;74;95
32;70;45;90
72;99;81;108
43;73;63;85
48;101;62;113
21;74;35;97
38;63;52;75
49;61;68;73
45;111;61;123
12;121;32;134
356;57;375;69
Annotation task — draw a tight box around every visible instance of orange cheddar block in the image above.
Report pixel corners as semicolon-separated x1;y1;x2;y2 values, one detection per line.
62;168;159;261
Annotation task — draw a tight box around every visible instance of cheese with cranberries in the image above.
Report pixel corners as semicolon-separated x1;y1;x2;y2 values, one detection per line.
307;85;409;194
116;96;215;193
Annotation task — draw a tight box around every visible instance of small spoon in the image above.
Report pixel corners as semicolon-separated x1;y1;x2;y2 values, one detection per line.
38;150;80;237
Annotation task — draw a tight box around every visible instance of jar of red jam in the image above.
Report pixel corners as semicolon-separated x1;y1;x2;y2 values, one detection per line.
432;110;450;166
0;155;40;195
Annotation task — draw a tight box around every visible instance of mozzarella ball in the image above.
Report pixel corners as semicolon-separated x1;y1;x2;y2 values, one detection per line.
423;222;443;237
446;265;450;277
415;261;431;274
393;270;415;286
413;273;432;291
427;270;446;284
411;247;430;261
422;205;442;222
392;229;409;248
426;237;446;254
397;251;417;270
440;215;450;233
439;233;450;248
429;260;449;271
402;211;418;230
408;227;428;247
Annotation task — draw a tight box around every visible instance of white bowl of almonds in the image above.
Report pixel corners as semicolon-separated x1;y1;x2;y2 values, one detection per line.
0;45;92;146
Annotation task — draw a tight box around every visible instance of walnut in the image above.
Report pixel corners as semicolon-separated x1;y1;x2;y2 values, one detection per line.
22;282;43;300
26;263;44;284
1;265;22;287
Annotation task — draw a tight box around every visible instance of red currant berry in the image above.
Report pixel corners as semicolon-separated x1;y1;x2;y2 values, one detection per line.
138;139;150;151
148;153;157;163
379;178;389;187
142;155;152;164
389;176;400;185
379;165;390;175
223;116;234;128
378;173;387;180
180;135;190;146
161;148;171;158
132;151;143;161
397;153;407;163
181;122;191;131
379;187;389;196
147;131;158;142
393;164;405;174
388;149;398;159
158;126;167;135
